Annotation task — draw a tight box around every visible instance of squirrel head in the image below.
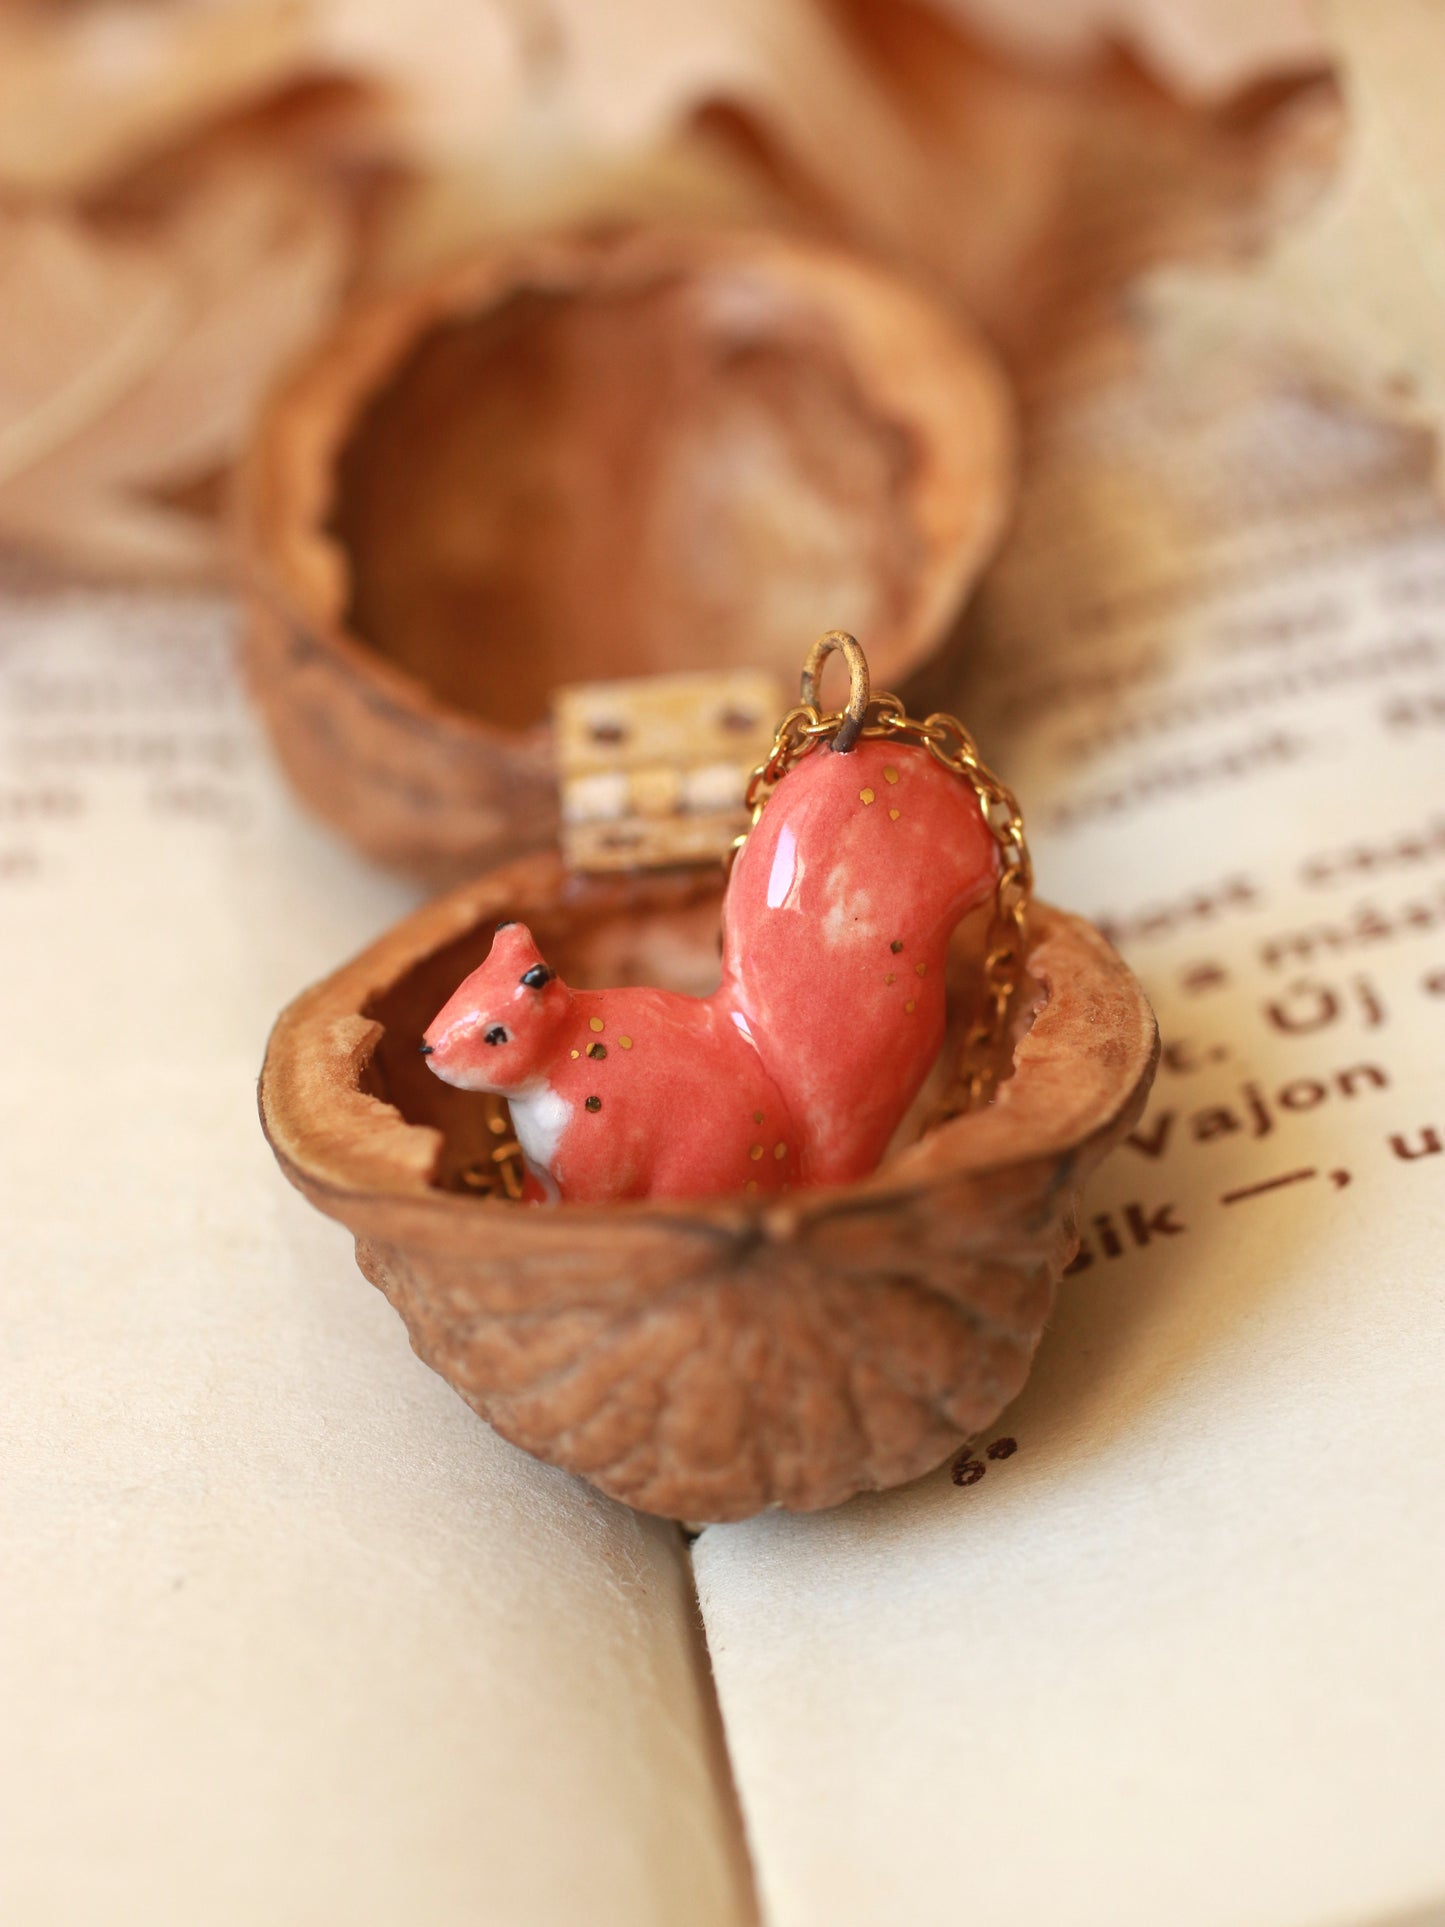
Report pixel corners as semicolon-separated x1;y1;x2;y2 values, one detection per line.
421;921;572;1093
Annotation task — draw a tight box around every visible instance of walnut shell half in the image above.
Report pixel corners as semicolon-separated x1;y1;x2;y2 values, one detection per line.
236;226;1014;885
259;856;1158;1522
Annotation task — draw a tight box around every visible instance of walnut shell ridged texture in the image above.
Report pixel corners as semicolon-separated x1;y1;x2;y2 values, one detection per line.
260;858;1158;1521
237;225;1014;885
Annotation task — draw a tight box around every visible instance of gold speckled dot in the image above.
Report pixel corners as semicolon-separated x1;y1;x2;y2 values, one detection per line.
619;1035;633;1049
885;972;895;985
488;1115;507;1135
753;1110;764;1125
889;808;900;821
587;1041;606;1059
749;1143;764;1161
859;787;875;805
915;962;927;977
773;1142;787;1161
570;1048;580;1059
905;998;917;1013
883;767;899;784
745;1179;759;1195
589;1016;604;1032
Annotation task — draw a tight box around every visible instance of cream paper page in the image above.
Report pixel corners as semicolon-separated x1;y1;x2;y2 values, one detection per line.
0;586;754;1927
693;368;1445;1927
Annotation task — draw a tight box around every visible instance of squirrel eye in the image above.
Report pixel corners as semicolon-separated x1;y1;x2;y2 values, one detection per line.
484;1026;509;1046
519;963;554;989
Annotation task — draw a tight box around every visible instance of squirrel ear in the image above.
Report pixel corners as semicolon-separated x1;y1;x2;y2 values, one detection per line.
490;921;558;988
489;919;539;962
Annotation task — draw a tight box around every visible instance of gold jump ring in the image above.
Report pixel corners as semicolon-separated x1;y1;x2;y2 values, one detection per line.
800;630;870;753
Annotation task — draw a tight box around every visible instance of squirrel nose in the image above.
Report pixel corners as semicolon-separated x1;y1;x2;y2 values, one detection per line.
418;1043;434;1056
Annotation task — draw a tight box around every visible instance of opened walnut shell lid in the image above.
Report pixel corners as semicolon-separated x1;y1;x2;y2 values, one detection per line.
236;225;1014;884
259;856;1158;1522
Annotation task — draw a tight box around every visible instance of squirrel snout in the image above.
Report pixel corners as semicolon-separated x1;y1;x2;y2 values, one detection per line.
418;1042;434;1056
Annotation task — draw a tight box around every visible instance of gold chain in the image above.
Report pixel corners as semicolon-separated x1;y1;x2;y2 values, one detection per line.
737;688;1033;1112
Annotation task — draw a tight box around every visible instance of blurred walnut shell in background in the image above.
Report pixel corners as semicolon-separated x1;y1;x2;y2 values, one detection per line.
259;856;1158;1521
236;225;1014;884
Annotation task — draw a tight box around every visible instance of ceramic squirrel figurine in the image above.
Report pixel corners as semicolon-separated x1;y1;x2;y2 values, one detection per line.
422;731;999;1204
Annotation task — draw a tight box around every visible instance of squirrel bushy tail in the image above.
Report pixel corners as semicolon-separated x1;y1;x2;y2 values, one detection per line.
720;733;998;1184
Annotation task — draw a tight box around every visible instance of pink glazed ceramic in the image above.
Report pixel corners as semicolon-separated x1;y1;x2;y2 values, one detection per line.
422;734;998;1203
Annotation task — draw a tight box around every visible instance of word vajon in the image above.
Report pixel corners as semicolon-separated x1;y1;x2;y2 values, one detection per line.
1126;1061;1387;1159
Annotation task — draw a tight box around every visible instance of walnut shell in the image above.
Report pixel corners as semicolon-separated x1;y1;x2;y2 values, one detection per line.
259;857;1157;1521
236;226;1014;884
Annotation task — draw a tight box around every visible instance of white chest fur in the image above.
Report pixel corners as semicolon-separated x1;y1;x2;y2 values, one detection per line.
508;1082;571;1201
